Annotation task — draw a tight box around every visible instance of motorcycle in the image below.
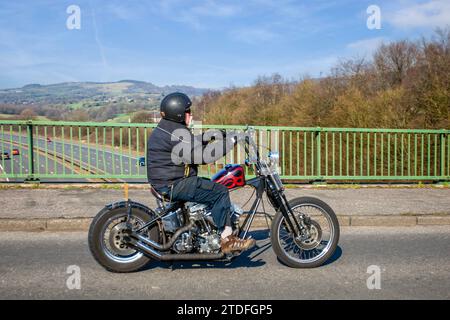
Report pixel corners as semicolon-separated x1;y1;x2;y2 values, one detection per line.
88;128;340;272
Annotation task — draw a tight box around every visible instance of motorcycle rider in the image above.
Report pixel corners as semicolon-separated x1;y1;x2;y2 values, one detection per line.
146;92;256;254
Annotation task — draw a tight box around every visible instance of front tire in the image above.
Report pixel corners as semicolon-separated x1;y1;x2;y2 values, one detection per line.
88;204;159;273
271;197;340;268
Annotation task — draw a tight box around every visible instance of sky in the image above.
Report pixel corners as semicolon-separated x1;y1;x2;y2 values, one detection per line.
0;0;449;89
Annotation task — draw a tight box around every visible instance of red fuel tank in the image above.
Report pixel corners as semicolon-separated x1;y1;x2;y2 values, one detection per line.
211;164;245;189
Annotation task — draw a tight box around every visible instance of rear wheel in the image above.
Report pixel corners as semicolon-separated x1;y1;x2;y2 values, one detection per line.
88;205;160;273
271;197;340;268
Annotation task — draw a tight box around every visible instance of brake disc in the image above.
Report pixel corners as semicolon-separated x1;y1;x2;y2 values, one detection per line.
293;219;323;250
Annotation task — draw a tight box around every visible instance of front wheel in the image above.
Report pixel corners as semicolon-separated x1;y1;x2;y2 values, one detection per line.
271;197;340;268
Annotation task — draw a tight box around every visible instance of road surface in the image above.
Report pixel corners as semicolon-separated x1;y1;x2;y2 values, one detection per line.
0;132;146;182
1;226;449;299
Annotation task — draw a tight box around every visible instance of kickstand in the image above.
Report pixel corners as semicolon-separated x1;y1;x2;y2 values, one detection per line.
169;261;175;271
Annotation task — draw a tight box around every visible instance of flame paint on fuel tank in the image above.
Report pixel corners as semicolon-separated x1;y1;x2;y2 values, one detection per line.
211;164;245;189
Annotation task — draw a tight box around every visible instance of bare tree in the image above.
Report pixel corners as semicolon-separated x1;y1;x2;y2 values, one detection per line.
19;108;37;120
65;109;89;121
374;40;419;87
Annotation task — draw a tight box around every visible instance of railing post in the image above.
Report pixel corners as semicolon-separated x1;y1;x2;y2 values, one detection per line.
440;131;447;181
25;120;38;182
448;131;450;181
314;127;325;183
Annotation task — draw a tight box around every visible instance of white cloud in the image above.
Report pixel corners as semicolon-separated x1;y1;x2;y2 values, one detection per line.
107;4;139;20
347;37;387;56
90;7;108;71
387;0;450;29
191;0;239;17
156;0;240;29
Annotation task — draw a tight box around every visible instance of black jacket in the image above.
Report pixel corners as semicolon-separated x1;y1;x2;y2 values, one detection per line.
146;119;234;188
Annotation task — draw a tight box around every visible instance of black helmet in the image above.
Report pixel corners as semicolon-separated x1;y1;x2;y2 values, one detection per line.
160;92;192;123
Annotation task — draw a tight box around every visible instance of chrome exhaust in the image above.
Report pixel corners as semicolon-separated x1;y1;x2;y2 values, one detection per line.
124;236;225;261
123;221;195;252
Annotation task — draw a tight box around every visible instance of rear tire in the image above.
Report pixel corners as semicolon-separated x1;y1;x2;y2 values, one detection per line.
271;197;340;268
88;205;159;273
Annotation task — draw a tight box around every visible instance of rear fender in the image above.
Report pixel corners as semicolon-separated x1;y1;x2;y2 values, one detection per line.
103;200;157;219
100;200;163;244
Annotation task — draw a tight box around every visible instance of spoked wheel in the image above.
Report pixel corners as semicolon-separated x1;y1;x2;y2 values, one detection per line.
271;197;340;268
88;205;160;273
102;216;145;263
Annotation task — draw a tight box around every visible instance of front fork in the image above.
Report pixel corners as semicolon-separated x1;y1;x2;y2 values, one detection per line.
275;192;309;239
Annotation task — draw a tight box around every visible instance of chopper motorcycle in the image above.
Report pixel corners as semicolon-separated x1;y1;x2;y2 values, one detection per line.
88;128;340;272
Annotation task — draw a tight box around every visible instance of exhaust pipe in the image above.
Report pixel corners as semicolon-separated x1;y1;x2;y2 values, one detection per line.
124;236;225;261
123;221;195;252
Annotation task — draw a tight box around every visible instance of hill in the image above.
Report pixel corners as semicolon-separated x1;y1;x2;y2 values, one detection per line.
0;80;208;105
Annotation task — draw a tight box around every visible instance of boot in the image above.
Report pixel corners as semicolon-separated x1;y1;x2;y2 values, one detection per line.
220;235;256;254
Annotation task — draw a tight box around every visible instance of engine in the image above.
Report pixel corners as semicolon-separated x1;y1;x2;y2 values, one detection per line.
161;201;244;254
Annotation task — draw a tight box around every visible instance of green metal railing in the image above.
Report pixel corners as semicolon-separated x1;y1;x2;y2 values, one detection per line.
0;120;449;183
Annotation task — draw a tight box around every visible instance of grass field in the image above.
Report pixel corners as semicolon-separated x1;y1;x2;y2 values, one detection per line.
0;114;49;121
107;113;133;123
83;82;132;93
67;102;84;109
0;114;16;119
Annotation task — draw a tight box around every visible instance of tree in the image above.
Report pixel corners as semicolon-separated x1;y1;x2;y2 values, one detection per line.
374;40;419;88
19;108;37;120
198;30;448;130
131;111;154;123
65;109;89;121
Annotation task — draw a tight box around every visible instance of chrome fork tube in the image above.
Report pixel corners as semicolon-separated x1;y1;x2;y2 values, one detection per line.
242;198;261;239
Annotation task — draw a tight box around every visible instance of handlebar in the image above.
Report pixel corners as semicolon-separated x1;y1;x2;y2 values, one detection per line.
242;126;260;166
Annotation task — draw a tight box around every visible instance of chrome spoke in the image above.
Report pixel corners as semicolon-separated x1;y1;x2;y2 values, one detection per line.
277;203;335;264
283;240;295;253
